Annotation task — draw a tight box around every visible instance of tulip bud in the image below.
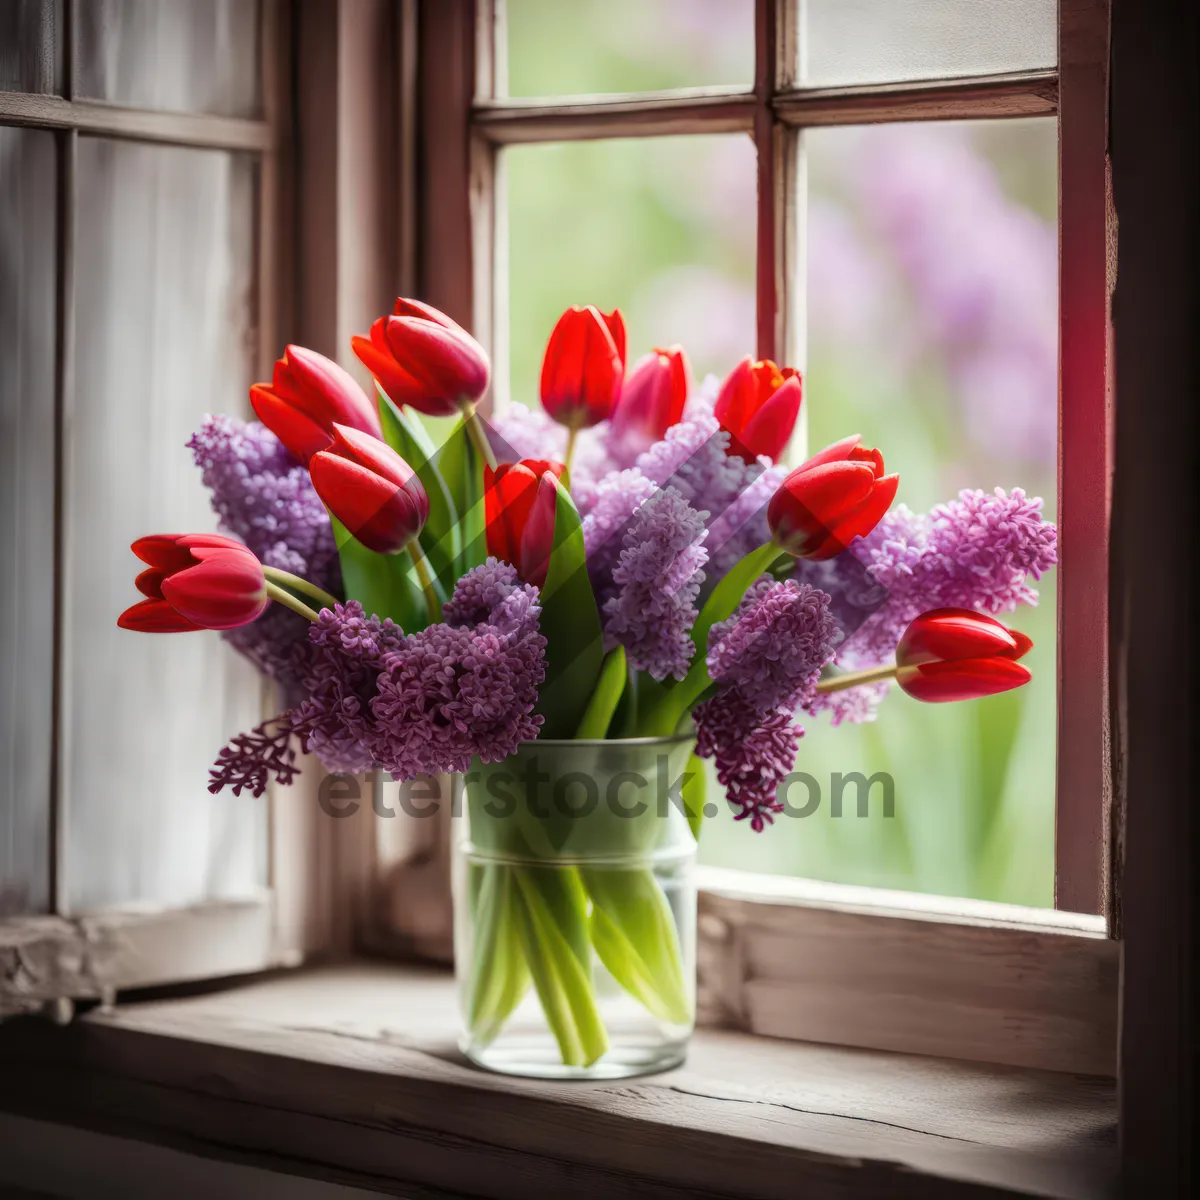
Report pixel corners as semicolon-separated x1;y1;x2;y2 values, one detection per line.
250;345;381;466
118;534;268;632
484;459;566;588
714;356;802;464
539;305;626;429
767;434;898;560
310;424;429;555
608;345;689;461
352;297;490;418
896;608;1033;702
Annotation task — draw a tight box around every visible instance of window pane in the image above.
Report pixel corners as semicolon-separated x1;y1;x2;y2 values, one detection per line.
797;0;1056;87
0;0;63;94
66;138;265;912
699;120;1059;908
504;0;754;97
505;134;756;407
74;0;260;117
0;126;56;916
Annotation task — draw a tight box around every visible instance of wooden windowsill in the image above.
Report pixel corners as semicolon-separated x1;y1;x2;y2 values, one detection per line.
0;962;1116;1199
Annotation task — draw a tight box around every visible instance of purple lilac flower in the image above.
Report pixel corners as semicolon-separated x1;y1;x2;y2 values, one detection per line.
579;469;659;606
371;617;546;778
208;717;301;797
695;579;838;830
189;414;339;586
289;603;406;775
835;487;1057;673
602;488;709;681
190;415;341;690
632;401;778;578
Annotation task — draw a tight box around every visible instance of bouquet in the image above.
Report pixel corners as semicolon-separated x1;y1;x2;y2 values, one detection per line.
119;298;1056;1070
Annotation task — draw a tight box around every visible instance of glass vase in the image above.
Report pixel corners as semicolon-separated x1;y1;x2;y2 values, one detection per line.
452;735;697;1080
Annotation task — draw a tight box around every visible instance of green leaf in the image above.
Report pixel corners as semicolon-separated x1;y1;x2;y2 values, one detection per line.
331;516;425;630
682;751;707;841
435;417;487;575
376;391;461;596
575;647;627;739
582;867;691;1026
535;480;606;739
511;866;607;1067
641;539;785;736
466;864;531;1046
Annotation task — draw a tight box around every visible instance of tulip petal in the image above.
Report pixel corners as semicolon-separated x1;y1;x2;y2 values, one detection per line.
520;471;560;588
135;568;167;599
393;296;471;337
539;306;623;427
118;598;203;633
311;453;426;555
281;345;381;438
739;374;802;463
601;308;627;371
897;655;1032;703
830;471;899;546
714;356;755;433
897;607;1028;668
162;549;268;630
130;535;193;572
384;315;490;405
798;434;864;472
250;384;335;464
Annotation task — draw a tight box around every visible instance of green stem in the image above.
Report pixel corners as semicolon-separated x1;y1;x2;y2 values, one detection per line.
817;662;899;693
265;580;319;622
408;539;442;622
563;421;581;477
261;565;338;611
460;401;499;472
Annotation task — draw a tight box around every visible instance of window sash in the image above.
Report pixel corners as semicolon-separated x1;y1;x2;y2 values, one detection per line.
421;0;1113;920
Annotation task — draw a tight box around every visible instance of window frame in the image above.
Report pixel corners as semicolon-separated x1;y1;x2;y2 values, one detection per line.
0;0;327;1013
397;0;1118;1075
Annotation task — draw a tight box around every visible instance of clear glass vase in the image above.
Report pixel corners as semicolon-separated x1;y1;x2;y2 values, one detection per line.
453;735;697;1079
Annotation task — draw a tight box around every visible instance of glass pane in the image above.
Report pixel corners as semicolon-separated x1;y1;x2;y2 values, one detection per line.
504;0;754;97
74;0;260;117
797;0;1056;87
0;126;56;916
66;138;265;912
0;0;63;93
699;120;1059;907
505;134;756;408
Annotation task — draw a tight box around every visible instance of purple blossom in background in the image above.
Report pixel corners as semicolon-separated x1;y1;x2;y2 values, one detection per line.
845;126;1058;465
190;415;341;692
372;565;546;778
696;578;838;830
488;403;617;495
602;488;708;681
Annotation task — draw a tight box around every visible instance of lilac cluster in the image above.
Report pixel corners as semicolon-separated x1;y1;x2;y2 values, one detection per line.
800;487;1057;725
289;603;405;774
602;488;709;681
190;415;341;693
695;578;838;830
580;469;660;608
371;561;546;777
632;399;784;578
843;487;1056;669
209;564;547;792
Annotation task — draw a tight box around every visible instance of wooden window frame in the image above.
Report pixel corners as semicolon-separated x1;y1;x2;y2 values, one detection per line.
395;0;1119;1078
0;0;321;1015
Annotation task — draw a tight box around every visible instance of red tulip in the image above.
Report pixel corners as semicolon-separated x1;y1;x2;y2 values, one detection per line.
118;534;268;633
484;459;566;588
608;345;689;459
352;297;490;418
539;305;626;429
767;434;899;560
714;356;802;463
250;345;381;466
310;424;429;554
896;608;1033;702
